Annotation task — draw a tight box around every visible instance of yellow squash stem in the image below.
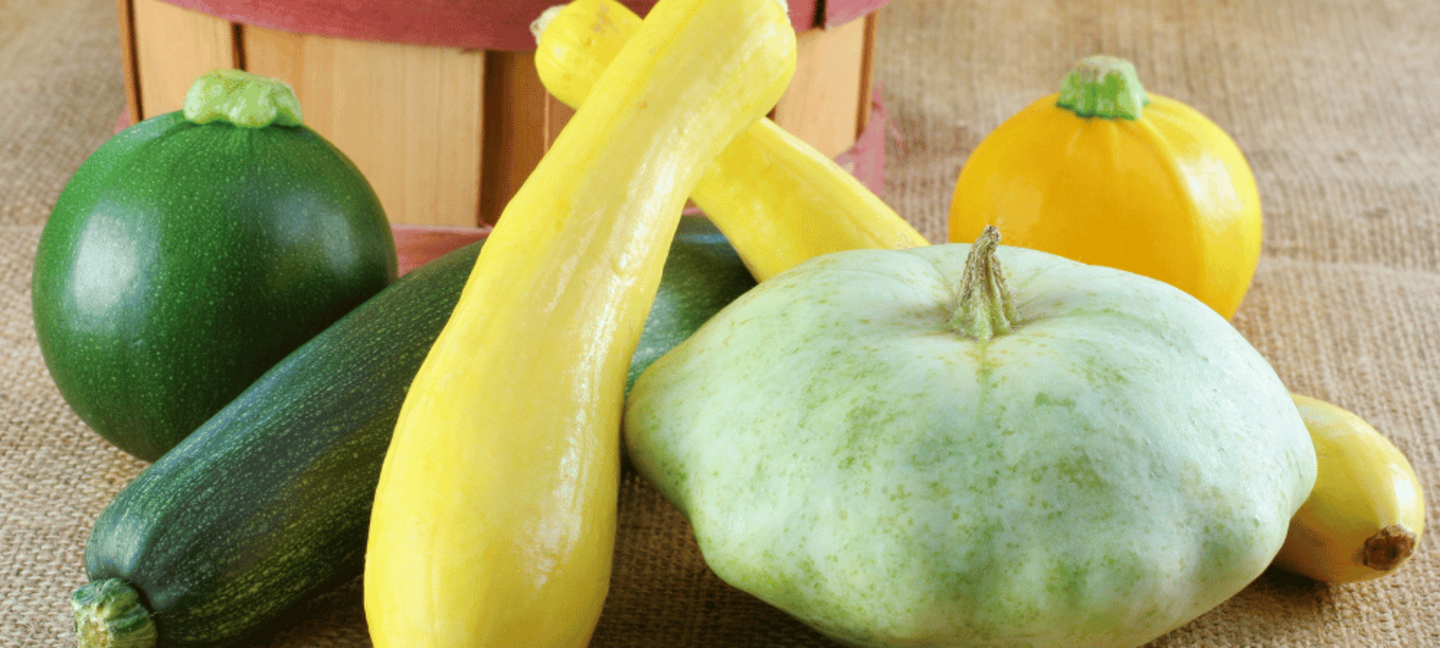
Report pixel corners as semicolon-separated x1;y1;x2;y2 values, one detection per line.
362;0;796;645
532;0;928;281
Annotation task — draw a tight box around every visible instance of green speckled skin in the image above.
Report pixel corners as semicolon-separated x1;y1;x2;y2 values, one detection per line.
32;111;398;461
626;243;1317;648
79;217;752;648
629;217;758;392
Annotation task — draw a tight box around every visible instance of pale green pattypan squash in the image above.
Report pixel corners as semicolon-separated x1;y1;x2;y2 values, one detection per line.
625;228;1316;648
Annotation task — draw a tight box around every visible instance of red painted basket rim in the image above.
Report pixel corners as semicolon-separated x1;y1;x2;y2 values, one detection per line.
152;0;892;51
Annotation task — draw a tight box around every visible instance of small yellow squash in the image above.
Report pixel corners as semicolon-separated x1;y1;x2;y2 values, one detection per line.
948;55;1261;318
533;0;928;281
362;0;796;645
1272;394;1426;583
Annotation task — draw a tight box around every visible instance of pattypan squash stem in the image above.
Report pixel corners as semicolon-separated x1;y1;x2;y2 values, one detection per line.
950;226;1018;340
182;69;304;128
1056;55;1149;120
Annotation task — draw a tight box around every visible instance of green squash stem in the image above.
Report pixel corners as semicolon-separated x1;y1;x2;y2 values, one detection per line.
949;225;1018;340
71;579;157;648
182;69;304;128
1056;55;1149;120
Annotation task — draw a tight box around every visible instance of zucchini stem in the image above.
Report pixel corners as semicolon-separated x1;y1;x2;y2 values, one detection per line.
950;226;1018;340
71;579;157;648
183;69;304;128
1056;55;1149;120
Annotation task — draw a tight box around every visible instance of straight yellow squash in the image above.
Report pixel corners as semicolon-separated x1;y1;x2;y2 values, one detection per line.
362;0;796;645
1272;394;1426;583
532;0;928;281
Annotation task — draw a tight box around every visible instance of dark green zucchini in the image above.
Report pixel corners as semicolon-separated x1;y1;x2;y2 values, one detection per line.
33;71;397;462
72;216;756;648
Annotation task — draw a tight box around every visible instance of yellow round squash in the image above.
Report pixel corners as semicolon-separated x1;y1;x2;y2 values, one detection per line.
947;55;1262;318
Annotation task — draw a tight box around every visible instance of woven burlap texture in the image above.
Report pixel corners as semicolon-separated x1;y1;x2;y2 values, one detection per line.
3;0;1437;645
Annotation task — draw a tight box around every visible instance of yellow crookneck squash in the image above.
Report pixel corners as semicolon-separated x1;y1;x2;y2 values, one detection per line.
533;0;928;281
362;0;796;645
948;55;1262;319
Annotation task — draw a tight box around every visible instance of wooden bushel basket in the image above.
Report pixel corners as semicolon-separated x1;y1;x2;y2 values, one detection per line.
115;0;893;228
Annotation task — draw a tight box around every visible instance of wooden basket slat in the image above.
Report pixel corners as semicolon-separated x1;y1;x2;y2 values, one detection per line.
773;15;873;160
479;50;553;226
243;25;487;227
857;12;879;130
116;0;142;124
122;0;880;228
132;0;238;118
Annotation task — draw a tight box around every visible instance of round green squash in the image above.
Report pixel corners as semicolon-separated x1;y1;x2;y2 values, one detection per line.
625;229;1316;648
32;71;397;462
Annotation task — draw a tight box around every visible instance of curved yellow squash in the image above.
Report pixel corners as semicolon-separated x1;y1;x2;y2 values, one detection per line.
362;0;796;645
1272;394;1426;583
948;55;1261;318
533;0;928;281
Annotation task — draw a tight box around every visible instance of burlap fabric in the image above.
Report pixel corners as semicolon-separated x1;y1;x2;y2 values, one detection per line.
3;0;1437;645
